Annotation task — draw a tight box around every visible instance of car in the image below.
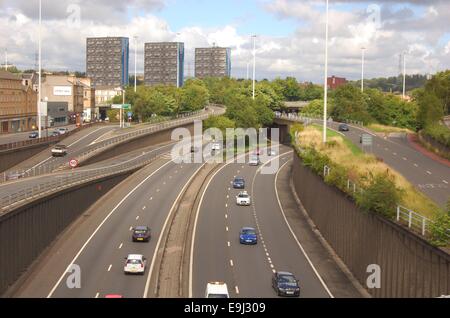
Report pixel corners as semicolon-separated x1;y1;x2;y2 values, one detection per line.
51;144;68;157
56;127;69;135
205;282;229;298
5;171;25;181
50;130;60;137
132;226;151;242
211;142;221;151
239;227;258;245
233;177;245;189
123;254;147;275
29;131;39;139
249;155;261;166
267;149;277;156
272;271;301;297
338;123;350;132
236;191;251;206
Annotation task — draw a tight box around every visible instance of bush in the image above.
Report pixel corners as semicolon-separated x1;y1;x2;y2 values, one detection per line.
324;164;349;190
423;124;450;148
355;172;402;219
429;201;450;246
300;148;331;177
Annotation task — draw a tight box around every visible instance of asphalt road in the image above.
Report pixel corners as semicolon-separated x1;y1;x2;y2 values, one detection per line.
192;146;331;298
14;155;203;298
0;125;78;145
326;122;450;207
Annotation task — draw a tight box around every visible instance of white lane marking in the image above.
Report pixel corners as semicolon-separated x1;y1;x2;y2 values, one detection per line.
230;260;234;267
393;153;397;156
274;160;334;298
226;226;229;232
443;180;449;185
89;128;117;145
142;206;146;210
149;197;153;201
403;157;407;161
136;216;140;220
227;242;231;247
414;164;419;167
129;226;133;231
47;160;173;298
157;189;160;192
107;265;112;272
225;214;228;219
225;203;228;208
144;163;206;298
427;171;432;175
69;127;111;148
119;243;123;249
235;286;240;295
95;292;99;298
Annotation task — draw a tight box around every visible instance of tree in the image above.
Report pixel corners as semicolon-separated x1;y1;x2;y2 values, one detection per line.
331;84;373;124
203;115;236;135
180;83;210;112
416;90;444;129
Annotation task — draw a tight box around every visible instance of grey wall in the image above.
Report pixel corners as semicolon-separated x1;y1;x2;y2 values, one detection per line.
292;153;450;298
0;172;132;295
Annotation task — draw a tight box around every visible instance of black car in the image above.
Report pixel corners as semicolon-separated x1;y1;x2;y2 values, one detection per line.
233;177;245;189
272;271;300;297
132;226;151;242
338;124;350;132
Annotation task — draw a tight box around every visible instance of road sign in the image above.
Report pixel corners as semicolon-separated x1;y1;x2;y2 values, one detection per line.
112;104;131;110
69;159;79;168
123;104;131;110
361;134;373;146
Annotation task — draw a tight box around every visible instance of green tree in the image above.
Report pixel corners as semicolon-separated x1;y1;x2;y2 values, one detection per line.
416;91;444;129
331;84;373;124
180;83;210;112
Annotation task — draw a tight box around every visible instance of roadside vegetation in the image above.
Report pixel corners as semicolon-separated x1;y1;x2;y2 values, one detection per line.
291;124;448;246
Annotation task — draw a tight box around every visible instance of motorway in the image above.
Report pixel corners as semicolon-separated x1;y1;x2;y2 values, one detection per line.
10;140;361;298
0;125;78;145
325;122;450;207
192;146;332;298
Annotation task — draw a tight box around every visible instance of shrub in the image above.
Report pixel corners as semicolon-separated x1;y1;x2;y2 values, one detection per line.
423;124;450;148
429;202;450;246
355;171;402;219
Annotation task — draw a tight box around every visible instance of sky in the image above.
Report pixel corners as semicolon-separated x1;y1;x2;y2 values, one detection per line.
0;0;449;83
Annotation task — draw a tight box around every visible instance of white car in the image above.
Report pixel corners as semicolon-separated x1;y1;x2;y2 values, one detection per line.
51;144;67;157
123;254;147;275
236;191;251;206
205;282;230;298
211;142;221;151
249;155;261;166
56;127;69;135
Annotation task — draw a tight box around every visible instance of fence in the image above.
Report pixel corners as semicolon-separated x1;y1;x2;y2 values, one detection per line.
274;112;365;127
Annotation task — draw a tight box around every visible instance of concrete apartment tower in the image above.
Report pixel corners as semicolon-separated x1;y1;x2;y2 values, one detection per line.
144;42;185;87
195;47;231;79
86;37;129;87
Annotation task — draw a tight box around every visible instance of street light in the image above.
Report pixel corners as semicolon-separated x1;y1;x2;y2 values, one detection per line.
361;47;366;93
251;35;257;100
402;52;407;99
323;0;329;144
38;0;42;138
134;36;138;93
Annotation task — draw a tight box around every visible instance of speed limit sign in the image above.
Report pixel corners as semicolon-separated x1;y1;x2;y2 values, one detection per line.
69;159;79;168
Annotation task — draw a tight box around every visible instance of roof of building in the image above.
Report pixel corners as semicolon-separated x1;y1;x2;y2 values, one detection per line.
0;70;21;80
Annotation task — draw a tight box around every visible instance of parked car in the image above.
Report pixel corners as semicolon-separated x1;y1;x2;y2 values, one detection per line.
51;144;68;157
205;282;229;298
239;227;258;245
233;177;245;189
272;271;301;297
50;130;60;137
131;226;151;242
338;124;350;132
123;254;147;275
29;131;39;139
56;127;69;135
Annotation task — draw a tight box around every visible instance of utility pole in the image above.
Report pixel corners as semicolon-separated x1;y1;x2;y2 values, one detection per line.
38;0;42;138
323;0;329;144
252;35;257;100
402;52;406;99
361;47;366;92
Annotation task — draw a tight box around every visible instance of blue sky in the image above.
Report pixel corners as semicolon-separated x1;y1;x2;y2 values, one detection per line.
153;0;298;36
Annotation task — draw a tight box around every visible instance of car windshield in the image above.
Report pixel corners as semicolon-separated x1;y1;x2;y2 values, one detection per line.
134;230;147;234
127;259;141;265
241;229;256;235
238;193;248;198
279;275;297;285
250;156;258;161
234;179;244;183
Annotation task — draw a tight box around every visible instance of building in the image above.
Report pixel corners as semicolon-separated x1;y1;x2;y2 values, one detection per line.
327;76;347;90
46;101;69;126
195;47;231;78
144;42;184;87
78;77;96;121
0;70;37;133
40;75;84;124
95;86;123;120
86;37;129;87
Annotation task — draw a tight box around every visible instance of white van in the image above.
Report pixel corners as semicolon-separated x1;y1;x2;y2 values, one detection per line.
205;282;229;298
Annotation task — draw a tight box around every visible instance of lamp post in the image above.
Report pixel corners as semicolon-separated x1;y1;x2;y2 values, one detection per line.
38;0;42;138
361;47;366;92
252;35;257;100
134;36;138;93
402;52;406;99
323;0;329;143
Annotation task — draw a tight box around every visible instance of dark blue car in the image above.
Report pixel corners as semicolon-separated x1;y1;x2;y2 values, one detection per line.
233;177;245;189
239;227;257;245
29;131;39;139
